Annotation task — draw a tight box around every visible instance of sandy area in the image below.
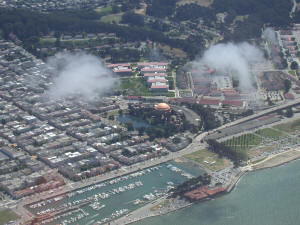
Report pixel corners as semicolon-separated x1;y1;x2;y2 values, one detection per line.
252;148;300;170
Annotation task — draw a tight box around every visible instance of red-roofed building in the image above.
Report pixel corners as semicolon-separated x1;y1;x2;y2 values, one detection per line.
169;98;198;104
107;63;131;68
224;94;242;100
124;95;142;100
199;99;221;106
223;90;238;96
222;100;245;108
201;186;227;196
150;83;169;92
137;62;168;68
184;190;208;201
147;78;168;86
184;186;227;201
209;90;222;97
113;68;132;76
107;63;133;76
143;73;167;78
141;67;166;74
284;93;295;100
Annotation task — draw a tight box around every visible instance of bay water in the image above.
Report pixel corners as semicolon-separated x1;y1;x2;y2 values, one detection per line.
134;160;300;225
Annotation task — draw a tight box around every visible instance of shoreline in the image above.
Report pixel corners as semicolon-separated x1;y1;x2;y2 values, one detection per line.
111;148;300;225
15;147;300;224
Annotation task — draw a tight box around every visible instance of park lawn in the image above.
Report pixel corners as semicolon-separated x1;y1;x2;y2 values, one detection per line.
248;145;278;158
184;149;231;171
120;77;149;94
177;0;213;7
273;119;300;134
95;6;112;14
150;199;172;211
120;78;174;97
0;209;20;224
288;70;297;78
100;13;123;24
255;128;285;139
40;38;56;43
223;133;263;151
39;38;56;48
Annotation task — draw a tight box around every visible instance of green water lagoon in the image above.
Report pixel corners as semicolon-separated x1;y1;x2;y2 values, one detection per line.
134;160;300;225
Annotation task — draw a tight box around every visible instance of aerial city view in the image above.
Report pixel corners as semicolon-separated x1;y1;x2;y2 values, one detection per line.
0;0;300;225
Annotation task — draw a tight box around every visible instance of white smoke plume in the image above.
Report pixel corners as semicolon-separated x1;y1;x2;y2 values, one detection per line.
263;28;277;45
194;42;265;90
46;52;117;100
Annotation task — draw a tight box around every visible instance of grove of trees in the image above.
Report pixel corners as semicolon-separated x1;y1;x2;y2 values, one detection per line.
207;139;248;166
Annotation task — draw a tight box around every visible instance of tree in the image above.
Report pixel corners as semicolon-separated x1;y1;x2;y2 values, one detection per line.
290;61;299;70
284;79;291;93
125;122;134;131
55;37;61;48
172;137;181;144
281;59;288;69
112;5;121;13
232;78;239;88
137;127;145;136
121;12;144;26
146;0;178;18
285;107;294;118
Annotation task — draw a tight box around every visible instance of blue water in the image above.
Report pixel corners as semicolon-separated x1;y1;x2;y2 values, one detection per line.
134;160;300;225
26;161;204;224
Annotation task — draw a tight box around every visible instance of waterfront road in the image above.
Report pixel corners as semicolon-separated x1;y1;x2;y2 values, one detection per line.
15;98;300;222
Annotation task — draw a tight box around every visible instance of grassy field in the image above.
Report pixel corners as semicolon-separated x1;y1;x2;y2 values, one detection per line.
95;6;112;14
0;209;19;224
248;145;278;158
150;199;172;211
288;70;297;78
223;134;263;151
120;77;174;97
100;13;123;24
184;149;231;171
177;0;213;6
273;119;300;134
255;128;285;139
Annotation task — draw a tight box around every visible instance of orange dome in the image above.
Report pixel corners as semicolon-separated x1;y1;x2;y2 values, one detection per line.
155;103;171;111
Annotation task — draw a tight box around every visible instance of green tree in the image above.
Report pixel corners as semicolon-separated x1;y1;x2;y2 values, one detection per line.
284;79;291;93
290;61;299;70
285;108;294;118
125;122;134;131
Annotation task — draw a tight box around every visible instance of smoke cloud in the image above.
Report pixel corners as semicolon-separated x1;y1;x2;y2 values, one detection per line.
194;42;265;90
263;28;277;45
46;52;117;100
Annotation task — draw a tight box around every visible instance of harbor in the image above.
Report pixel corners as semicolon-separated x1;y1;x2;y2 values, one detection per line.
25;161;203;225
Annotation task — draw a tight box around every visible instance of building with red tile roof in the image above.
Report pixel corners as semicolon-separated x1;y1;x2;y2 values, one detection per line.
199;99;221;106
284;93;295;100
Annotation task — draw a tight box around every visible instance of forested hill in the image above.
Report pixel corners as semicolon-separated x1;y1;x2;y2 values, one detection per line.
0;8;202;59
0;0;295;59
146;0;292;40
211;0;293;41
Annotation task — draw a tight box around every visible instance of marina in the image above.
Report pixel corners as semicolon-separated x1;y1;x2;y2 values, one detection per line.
133;159;300;225
25;161;203;224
